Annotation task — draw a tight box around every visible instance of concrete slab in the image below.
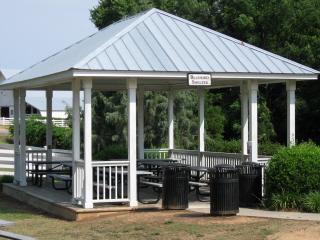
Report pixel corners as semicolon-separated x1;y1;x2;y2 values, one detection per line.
0;230;35;240
0;219;14;227
2;183;133;221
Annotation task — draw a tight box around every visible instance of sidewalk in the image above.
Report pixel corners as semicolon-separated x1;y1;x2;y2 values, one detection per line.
190;207;320;221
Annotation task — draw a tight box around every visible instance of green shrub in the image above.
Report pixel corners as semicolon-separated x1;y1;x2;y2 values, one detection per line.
93;145;127;160
259;142;283;156
9;117;71;149
268;192;302;210
265;143;320;198
206;139;283;155
0;175;14;183
302;192;320;213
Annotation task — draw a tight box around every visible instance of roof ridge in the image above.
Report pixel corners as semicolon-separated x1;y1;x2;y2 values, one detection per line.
155;9;318;73
74;8;157;69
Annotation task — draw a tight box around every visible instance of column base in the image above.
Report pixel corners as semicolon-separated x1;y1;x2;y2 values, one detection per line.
129;200;138;207
83;202;94;209
19;181;27;187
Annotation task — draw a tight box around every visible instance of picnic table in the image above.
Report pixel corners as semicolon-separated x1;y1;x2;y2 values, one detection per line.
28;160;72;187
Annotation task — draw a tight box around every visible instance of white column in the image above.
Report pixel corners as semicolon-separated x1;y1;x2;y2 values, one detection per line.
248;80;258;163
168;90;174;150
241;81;249;155
72;80;81;202
13;89;20;185
137;88;144;160
198;89;205;152
286;80;296;147
127;78;138;207
83;79;93;208
19;88;27;186
46;89;53;162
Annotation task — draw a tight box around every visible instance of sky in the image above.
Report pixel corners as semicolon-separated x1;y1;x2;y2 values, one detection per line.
0;0;99;106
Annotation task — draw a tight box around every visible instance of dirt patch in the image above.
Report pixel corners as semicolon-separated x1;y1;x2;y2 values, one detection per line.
268;224;320;240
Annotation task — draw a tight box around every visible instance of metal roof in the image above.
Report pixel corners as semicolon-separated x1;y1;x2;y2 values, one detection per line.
5;8;319;84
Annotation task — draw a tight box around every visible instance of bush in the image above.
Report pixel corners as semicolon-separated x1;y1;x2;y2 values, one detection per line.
93;145;127;160
268;192;302;210
302;192;320;213
265;143;320;198
9;117;72;149
259;142;283;156
206;139;283;155
0;175;13;183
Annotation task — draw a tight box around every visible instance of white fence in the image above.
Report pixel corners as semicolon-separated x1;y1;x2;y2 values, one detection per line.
92;161;129;203
0;117;68;127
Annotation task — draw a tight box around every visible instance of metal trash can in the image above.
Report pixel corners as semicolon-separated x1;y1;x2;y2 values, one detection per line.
237;162;262;207
162;164;190;210
210;164;239;216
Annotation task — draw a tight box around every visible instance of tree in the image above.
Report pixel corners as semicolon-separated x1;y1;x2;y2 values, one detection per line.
90;0;320;153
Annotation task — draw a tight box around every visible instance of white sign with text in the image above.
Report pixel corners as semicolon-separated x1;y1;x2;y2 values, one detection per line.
188;73;211;86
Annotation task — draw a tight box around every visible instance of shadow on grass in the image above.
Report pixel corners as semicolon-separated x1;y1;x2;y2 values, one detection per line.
0;193;45;221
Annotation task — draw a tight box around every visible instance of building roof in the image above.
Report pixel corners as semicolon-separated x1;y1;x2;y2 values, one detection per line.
0;69;20;81
26;92;72;111
3;8;319;86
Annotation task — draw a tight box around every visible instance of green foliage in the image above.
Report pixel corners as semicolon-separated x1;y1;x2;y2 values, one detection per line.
302;192;320;213
0;175;13;183
9;117;72;149
90;0;320;151
269;192;302;210
258;142;283;156
265;143;320;198
93;145;127;160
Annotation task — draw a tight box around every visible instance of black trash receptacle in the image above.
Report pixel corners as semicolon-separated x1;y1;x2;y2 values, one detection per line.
162;164;190;210
210;164;239;216
236;162;262;207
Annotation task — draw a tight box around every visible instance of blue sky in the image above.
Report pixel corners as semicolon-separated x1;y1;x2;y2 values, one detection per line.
0;0;99;70
0;0;99;107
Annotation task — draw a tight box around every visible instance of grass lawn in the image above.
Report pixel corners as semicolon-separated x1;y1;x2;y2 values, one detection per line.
0;193;320;240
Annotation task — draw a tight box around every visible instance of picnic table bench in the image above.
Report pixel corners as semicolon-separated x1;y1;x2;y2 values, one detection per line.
47;174;72;193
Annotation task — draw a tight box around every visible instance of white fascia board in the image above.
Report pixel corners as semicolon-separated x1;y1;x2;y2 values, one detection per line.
211;72;319;81
0;70;73;90
72;69;188;79
73;69;319;81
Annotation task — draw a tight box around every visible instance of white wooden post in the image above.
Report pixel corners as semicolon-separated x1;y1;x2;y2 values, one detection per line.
19;88;27;186
13;89;20;185
83;79;93;208
168;90;174;150
241;81;249;155
137;88;144;160
127;78;138;207
248;80;258;163
198;89;205;152
46;89;53;162
72;80;81;203
286;80;296;147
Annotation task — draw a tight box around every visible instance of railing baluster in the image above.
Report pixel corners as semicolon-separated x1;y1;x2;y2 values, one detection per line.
103;167;106;200
96;167;99;200
115;166;118;199
109;166;112;199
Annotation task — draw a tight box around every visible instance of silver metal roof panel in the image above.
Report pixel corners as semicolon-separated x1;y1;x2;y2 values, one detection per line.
5;8;319;85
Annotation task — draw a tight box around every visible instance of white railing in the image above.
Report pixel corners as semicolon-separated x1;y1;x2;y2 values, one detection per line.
92;161;129;203
0;149;14;175
169;149;249;167
26;149;47;177
0;117;68;127
73;160;85;204
144;148;169;159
